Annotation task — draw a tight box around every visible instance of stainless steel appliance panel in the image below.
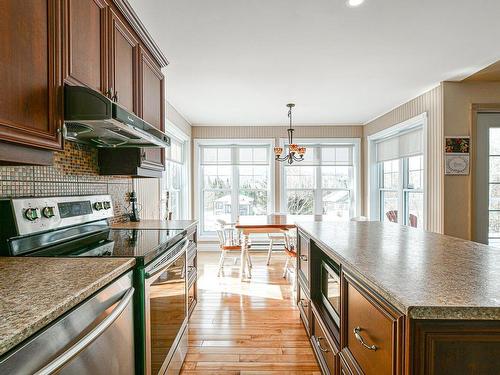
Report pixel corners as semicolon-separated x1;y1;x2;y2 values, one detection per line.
145;240;188;375
165;325;188;375
0;272;135;375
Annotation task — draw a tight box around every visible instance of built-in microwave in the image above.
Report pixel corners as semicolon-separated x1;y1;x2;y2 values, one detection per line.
320;259;341;328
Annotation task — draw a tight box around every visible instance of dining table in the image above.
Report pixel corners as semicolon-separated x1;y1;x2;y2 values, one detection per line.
235;214;323;280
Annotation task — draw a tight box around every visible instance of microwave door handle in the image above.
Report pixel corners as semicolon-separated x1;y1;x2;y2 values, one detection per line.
33;287;134;375
145;240;188;279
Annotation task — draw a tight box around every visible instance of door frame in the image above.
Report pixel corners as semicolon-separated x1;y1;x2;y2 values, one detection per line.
470;104;500;241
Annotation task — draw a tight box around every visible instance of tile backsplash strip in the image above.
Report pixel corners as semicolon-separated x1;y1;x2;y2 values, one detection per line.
0;141;133;222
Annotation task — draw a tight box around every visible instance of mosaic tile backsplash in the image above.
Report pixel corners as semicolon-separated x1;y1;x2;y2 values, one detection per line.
0;141;133;222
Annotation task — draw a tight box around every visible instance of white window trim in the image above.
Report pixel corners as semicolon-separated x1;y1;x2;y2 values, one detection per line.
367;113;428;229
279;137;361;218
164;119;191;220
194;138;276;239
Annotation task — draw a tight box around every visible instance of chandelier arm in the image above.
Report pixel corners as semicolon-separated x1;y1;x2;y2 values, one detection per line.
275;154;291;162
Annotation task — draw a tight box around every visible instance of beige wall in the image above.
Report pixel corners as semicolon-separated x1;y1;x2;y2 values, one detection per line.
166;101;192;137
442;81;500;239
362;81;500;239
363;85;444;233
192;125;363;214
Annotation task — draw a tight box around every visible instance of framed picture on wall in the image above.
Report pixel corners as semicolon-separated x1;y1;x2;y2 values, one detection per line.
445;136;470;175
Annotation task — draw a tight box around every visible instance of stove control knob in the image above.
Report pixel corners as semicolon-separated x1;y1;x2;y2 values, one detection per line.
93;202;103;211
42;206;56;218
103;201;111;210
24;208;40;221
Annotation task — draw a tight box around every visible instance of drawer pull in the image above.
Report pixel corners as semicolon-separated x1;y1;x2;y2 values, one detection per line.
353;326;378;351
300;255;308;261
316;336;329;352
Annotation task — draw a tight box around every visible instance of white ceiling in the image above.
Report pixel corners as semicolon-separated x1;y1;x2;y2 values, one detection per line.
129;0;500;126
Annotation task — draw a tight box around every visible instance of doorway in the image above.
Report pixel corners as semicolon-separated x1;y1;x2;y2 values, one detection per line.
474;112;500;245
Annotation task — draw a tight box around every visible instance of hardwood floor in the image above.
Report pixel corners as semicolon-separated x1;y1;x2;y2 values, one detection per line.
181;251;320;374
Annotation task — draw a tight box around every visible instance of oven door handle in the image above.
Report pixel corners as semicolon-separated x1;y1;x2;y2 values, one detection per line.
145;239;188;279
34;287;135;375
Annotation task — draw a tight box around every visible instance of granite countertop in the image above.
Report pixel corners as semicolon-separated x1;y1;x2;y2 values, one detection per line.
111;219;198;231
0;257;135;357
297;221;500;320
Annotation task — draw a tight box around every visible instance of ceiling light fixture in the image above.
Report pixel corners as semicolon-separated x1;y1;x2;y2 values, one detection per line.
347;0;365;7
274;103;306;164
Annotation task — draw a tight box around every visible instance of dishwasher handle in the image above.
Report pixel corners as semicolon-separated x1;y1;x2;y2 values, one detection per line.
34;287;135;375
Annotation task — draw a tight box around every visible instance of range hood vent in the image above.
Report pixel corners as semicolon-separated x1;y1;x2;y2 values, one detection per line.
63;85;170;148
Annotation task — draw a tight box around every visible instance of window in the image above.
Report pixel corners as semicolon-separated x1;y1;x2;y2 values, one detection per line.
281;141;359;220
488;128;500;245
374;126;424;228
197;141;273;235
165;138;187;220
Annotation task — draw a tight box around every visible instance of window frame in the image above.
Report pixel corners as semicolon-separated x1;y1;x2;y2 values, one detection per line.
164;134;189;220
377;156;424;227
279;138;361;219
195;139;275;238
367;113;427;229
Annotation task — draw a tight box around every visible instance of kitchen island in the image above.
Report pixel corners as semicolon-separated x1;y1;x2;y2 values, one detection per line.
295;221;500;375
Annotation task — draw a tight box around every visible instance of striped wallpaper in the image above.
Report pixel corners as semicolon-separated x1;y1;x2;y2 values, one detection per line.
363;85;444;234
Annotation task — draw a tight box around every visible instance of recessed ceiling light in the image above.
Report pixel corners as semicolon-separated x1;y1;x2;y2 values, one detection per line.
347;0;365;7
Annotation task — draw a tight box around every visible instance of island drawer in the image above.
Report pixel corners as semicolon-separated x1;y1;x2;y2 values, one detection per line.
298;230;310;286
311;308;339;375
342;272;404;375
297;282;311;336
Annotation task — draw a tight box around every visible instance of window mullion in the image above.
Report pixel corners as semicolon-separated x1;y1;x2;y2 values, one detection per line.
400;158;405;225
232;148;239;222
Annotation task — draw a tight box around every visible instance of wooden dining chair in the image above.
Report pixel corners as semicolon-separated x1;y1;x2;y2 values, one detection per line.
282;229;297;292
216;219;252;277
266;232;285;265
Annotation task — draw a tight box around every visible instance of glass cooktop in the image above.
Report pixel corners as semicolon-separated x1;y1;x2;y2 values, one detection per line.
32;228;186;266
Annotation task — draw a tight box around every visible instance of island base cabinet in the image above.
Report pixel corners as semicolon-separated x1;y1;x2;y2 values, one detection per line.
311;308;339;375
409;319;500;374
341;272;404;375
297;281;311;336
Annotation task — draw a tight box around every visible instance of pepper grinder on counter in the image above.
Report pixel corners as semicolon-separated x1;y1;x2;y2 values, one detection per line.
128;191;141;222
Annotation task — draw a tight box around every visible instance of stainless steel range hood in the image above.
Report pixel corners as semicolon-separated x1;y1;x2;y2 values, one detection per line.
63;85;170;148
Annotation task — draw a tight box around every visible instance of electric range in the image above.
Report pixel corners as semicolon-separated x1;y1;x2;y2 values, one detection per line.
0;195;189;375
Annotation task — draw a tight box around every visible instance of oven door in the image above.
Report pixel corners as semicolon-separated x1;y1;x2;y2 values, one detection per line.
145;241;188;375
321;260;341;327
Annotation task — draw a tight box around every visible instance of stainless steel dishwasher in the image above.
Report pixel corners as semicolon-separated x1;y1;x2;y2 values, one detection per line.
0;271;135;375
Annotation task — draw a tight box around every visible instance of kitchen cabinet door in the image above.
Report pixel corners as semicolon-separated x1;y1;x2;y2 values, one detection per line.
109;9;138;113
63;0;108;93
139;47;165;170
0;0;62;150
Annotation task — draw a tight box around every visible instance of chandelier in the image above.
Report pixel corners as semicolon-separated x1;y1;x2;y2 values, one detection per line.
274;103;306;164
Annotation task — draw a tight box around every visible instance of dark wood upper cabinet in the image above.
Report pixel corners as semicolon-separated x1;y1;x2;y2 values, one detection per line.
0;0;63;150
0;0;168;162
63;0;108;93
109;9;139;114
139;47;165;170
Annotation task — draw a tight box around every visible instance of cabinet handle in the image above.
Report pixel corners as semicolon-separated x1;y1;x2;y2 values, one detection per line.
141;151;146;160
353;326;378;351
105;88;113;99
316;336;329;352
300;255;308;261
112;91;119;102
299;299;309;308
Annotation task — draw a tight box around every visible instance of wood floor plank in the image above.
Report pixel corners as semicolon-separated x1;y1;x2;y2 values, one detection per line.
180;252;320;374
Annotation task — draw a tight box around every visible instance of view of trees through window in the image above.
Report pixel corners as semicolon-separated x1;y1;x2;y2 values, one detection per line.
379;155;423;228
200;145;271;233
283;145;355;220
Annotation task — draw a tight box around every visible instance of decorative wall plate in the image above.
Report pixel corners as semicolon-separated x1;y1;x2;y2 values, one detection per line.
445;154;469;175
